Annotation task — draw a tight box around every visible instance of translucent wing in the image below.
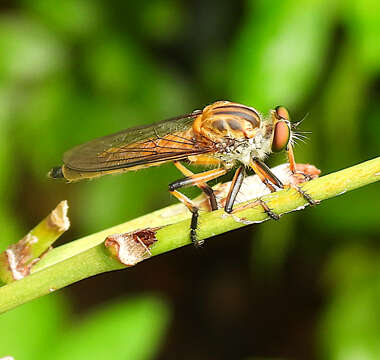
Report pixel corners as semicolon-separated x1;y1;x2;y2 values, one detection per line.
63;111;214;172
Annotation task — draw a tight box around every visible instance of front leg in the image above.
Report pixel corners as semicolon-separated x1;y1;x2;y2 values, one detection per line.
229;162;320;220
286;144;319;205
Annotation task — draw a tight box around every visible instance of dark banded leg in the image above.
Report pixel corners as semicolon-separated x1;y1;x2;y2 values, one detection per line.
291;184;317;205
250;159;284;191
235;159;283;220
224;166;245;213
230;198;281;221
169;167;227;246
169;190;202;246
251;158;317;206
255;199;280;220
219;163;279;220
173;161;218;211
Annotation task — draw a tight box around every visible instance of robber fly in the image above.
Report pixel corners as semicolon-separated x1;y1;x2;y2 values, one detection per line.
50;101;315;246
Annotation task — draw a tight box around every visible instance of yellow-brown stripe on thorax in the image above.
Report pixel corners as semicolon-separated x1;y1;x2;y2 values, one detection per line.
193;101;261;143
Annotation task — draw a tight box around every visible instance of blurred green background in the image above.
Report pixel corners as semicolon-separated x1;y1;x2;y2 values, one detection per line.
0;0;379;359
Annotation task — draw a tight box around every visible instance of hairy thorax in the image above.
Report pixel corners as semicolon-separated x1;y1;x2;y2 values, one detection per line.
212;129;272;167
192;101;272;167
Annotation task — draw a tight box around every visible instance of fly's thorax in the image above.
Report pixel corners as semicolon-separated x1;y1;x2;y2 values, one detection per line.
212;138;253;165
212;131;271;166
193;101;262;143
191;101;280;166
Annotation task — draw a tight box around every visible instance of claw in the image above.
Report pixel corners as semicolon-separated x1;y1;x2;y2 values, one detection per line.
290;183;319;206
231;198;280;220
288;166;320;206
255;199;280;220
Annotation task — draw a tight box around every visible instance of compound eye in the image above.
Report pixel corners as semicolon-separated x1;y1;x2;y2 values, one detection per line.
272;121;290;152
275;106;290;121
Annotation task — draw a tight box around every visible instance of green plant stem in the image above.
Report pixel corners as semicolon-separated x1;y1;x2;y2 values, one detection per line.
0;201;70;284
0;157;379;314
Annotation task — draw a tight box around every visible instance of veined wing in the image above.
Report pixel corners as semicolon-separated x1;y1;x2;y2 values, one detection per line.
63;111;214;172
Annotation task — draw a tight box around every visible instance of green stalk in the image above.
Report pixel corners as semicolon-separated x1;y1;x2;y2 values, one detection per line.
0;157;379;314
0;201;70;284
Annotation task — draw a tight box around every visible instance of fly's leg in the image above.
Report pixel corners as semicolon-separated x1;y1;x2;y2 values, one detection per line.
224;166;279;221
256;199;280;220
169;167;227;246
168;190;201;246
286;143;297;173
252;157;318;206
223;159;284;220
173;161;218;211
231;158;316;221
250;160;284;191
231;198;280;220
286;145;319;205
224;166;245;213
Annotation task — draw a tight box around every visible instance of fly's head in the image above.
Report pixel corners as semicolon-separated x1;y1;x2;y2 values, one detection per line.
267;106;292;153
229;105;294;164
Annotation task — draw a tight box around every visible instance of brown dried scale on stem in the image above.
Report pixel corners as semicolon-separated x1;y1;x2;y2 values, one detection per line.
0;201;70;283
105;228;159;266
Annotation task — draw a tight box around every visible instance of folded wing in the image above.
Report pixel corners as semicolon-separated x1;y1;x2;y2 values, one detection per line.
63;112;215;172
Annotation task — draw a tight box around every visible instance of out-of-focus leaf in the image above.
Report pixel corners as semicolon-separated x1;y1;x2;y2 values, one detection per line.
229;0;338;110
319;245;380;360
83;33;193;112
52;296;170;360
84;35;143;95
0;89;13;192
322;245;379;291
11;79;75;177
307;34;376;232
318;44;365;172
0;95;21;249
252;216;296;274
138;0;185;43
312;183;380;234
343;0;380;74
0;293;69;360
22;0;102;39
0;15;65;81
362;104;380;156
